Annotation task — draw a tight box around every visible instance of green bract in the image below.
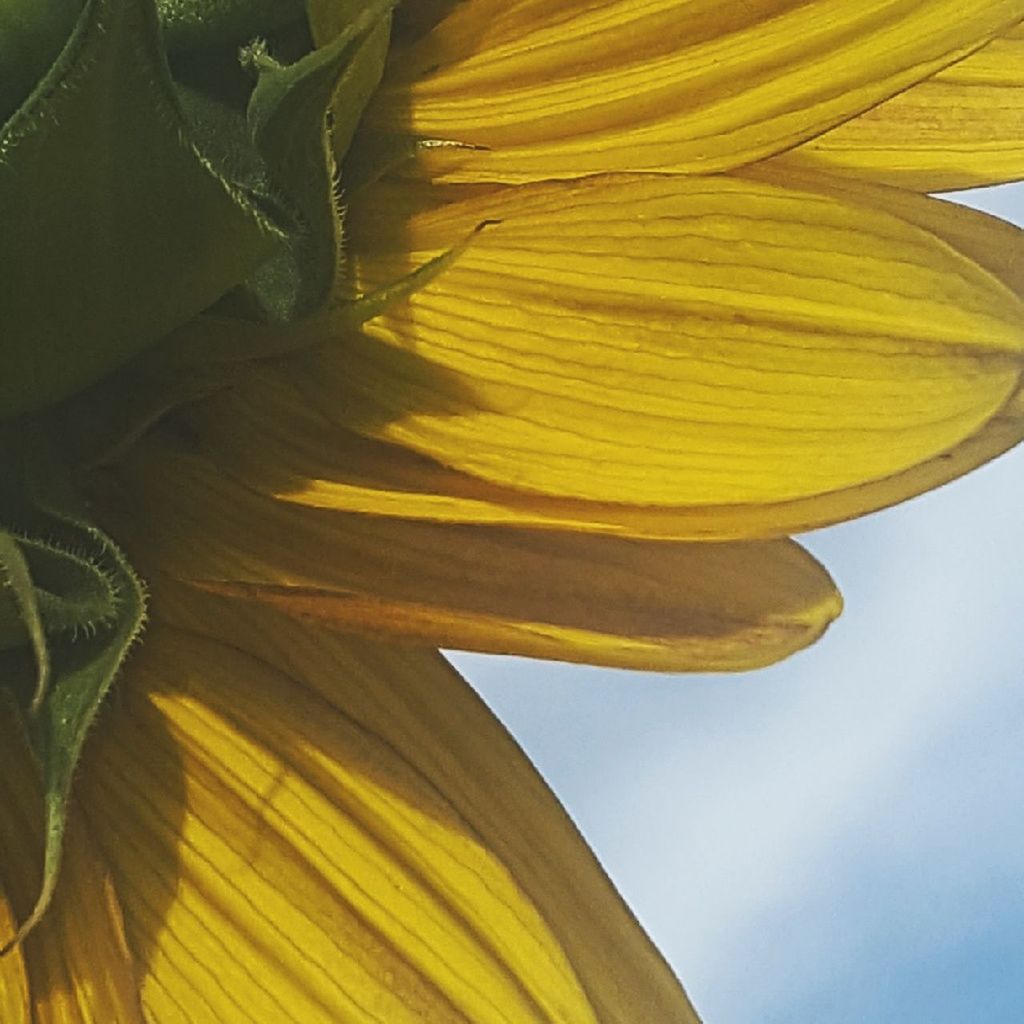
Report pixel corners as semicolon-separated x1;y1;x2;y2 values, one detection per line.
0;0;271;417
0;426;145;953
0;0;395;948
0;0;395;418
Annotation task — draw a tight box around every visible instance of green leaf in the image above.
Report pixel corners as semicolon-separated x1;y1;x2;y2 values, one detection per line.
0;432;145;952
0;0;281;417
241;0;395;320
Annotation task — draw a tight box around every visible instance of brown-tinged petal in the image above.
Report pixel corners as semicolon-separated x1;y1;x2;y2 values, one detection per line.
94;442;841;670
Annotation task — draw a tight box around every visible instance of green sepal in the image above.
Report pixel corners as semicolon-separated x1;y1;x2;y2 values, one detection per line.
169;222;498;363
54;220;496;469
0;534;122;648
0;431;145;952
0;0;282;418
240;0;394;321
302;0;394;168
0;531;49;711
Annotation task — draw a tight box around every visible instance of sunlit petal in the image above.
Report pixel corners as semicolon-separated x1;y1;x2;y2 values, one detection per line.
769;24;1024;191
0;882;30;1024
74;602;700;1022
177;355;1024;541
367;0;1024;181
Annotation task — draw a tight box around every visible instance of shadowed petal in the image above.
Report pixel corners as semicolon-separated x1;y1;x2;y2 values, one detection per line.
0;878;29;1024
72;600;701;1022
176;358;1024;541
95;443;841;670
366;0;1024;181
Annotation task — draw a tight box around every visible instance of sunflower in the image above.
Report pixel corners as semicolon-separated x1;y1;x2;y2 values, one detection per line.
1;1;1023;1020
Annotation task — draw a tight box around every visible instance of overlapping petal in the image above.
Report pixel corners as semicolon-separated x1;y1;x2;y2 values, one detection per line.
4;599;703;1020
329;172;1024;518
93;441;840;670
0;876;29;1024
769;24;1024;191
10;1;1024;1020
57;596;697;1023
365;0;1024;182
171;342;1024;544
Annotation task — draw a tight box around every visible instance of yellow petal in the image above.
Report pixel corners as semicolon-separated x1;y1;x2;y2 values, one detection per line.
185;377;697;534
365;0;1024;182
96;442;841;670
176;165;1024;542
767;25;1024;191
0;696;143;1024
0;886;30;1024
179;354;1024;542
335;173;1024;510
75;602;701;1023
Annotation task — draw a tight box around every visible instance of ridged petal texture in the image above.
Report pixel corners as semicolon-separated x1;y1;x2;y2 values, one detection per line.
0;598;701;1022
366;0;1024;182
168;166;1024;542
94;440;840;670
771;24;1024;191
176;353;1024;542
7;2;1024;1021
325;171;1024;518
177;155;1024;543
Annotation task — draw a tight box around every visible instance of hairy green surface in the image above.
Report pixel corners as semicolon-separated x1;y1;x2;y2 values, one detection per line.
0;430;145;953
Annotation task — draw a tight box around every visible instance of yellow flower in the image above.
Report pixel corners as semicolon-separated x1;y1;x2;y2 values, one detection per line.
2;2;1024;1021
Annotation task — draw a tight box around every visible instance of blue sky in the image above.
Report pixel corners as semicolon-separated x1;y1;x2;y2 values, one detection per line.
452;183;1024;1023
